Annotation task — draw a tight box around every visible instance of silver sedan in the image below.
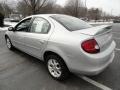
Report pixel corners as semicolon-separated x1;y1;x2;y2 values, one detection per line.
5;14;116;81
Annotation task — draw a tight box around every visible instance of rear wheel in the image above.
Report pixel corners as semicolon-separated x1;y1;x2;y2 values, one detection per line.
5;37;14;50
46;55;69;81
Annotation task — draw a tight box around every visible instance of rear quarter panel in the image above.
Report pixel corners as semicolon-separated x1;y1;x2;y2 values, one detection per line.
42;18;93;69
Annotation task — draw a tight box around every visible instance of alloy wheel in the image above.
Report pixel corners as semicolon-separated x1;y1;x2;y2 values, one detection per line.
48;59;62;78
6;38;11;49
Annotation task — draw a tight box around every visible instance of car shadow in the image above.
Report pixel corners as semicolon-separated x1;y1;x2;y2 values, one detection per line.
10;47;99;90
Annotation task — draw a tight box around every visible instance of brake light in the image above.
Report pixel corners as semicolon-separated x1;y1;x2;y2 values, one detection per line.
81;39;100;54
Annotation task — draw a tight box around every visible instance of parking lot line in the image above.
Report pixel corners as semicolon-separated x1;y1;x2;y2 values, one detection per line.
112;32;120;34
79;76;112;90
115;48;120;51
113;37;120;39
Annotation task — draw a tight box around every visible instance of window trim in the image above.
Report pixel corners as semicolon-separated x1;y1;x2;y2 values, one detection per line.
29;17;51;34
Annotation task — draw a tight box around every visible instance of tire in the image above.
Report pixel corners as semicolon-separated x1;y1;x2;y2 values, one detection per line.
5;36;14;50
46;55;69;81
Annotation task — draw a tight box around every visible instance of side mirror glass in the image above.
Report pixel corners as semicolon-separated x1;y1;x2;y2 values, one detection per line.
8;27;14;31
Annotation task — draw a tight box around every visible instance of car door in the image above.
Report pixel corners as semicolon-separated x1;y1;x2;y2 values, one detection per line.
23;17;52;59
11;18;32;50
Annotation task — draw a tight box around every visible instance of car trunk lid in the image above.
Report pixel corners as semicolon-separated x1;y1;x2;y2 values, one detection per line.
73;25;113;52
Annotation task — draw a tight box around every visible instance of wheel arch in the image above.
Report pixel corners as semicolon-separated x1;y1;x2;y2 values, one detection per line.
43;50;70;71
5;34;8;39
44;51;62;61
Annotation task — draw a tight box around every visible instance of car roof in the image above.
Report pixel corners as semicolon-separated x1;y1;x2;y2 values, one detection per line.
21;14;73;22
26;14;63;18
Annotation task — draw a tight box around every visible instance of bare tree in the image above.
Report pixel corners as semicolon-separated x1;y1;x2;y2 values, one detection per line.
2;3;13;17
38;0;56;14
24;0;49;14
0;3;4;27
17;0;56;16
52;5;64;14
17;1;31;17
64;0;85;17
88;8;102;21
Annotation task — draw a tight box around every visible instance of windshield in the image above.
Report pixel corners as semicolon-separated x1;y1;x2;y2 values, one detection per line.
51;15;92;31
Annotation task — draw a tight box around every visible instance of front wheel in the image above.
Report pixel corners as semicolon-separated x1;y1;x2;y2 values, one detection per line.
5;37;14;50
46;55;69;81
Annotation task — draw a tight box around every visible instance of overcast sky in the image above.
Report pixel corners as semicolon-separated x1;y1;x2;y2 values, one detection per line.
56;0;120;16
1;0;120;16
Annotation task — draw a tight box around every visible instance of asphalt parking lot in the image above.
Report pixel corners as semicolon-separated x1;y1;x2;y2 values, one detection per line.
0;23;120;90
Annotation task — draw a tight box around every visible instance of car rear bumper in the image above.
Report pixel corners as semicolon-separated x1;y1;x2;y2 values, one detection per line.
66;41;116;75
74;52;114;75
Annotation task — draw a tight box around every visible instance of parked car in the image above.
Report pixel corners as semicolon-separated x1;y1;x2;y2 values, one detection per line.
113;19;120;23
9;14;22;22
80;17;88;21
4;18;11;22
5;14;116;81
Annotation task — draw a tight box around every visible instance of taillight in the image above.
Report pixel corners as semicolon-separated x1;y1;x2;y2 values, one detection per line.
81;39;100;54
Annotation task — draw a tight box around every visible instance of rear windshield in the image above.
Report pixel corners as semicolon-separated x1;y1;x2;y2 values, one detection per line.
51;15;92;31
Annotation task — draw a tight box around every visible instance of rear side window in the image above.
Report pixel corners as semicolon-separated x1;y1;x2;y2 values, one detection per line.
30;17;50;34
51;15;92;31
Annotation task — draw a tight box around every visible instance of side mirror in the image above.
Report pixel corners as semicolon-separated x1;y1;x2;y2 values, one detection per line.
8;27;15;31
